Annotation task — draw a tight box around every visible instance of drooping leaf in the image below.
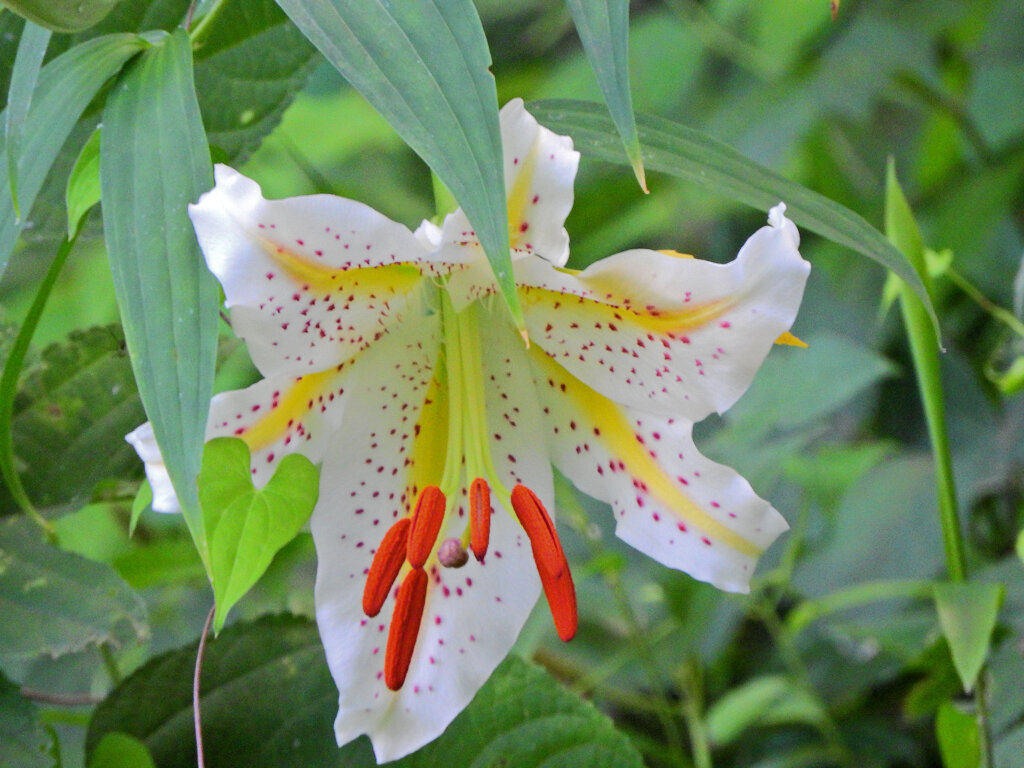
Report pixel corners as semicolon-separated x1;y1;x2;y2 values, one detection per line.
935;700;981;768
198;438;318;632
101;28;218;557
528;99;940;335
933;581;1004;693
0;516;147;665
564;0;645;189
0;32;145;280
0;325;144;516
0;670;53;768
5;20;51;217
275;0;521;327
190;0;318;164
0;0;118;33
87;616;642;768
705;675;828;746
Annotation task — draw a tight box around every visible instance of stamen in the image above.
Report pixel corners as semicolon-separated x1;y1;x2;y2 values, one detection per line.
407;486;447;568
384;568;428;691
438;537;469;568
510;485;578;642
469;477;491;561
362;517;412;618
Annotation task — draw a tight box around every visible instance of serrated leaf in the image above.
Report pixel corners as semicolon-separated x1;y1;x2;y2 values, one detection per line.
0;32;145;280
101;28;218;556
936;700;981;768
88;733;155;768
1;325;144;516
0;670;53;768
528;99;940;336
198;438;318;632
5;20;50;217
190;0;318;164
706;675;828;746
564;0;645;190
64;127;100;237
0;516;148;665
933;582;1004;693
87;616;642;768
275;0;521;327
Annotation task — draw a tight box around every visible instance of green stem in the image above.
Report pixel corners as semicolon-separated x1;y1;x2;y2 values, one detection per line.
945;267;1024;339
0;232;79;537
99;642;122;686
678;659;712;768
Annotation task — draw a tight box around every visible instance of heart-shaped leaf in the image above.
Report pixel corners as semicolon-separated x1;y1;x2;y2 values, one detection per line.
198;438;318;632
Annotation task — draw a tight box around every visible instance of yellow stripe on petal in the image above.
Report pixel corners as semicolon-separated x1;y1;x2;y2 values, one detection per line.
774;331;807;347
405;370;448;505
261;236;422;296
507;142;539;250
530;349;762;557
238;370;336;452
521;283;733;337
658;249;694;259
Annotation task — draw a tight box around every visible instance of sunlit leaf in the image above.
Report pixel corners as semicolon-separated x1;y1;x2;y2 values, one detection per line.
64;127;100;237
564;0;645;190
88;733;155;768
936;700;981;768
528;99;940;335
275;0;521;327
198;438;318;632
100;28;218;556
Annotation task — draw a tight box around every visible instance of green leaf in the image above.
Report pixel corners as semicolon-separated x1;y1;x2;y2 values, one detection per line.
101;28;218;557
705;674;828;746
933;582;1004;693
190;0;318;164
935;700;981;768
5;20;50;218
0;33;145;280
128;478;151;537
0;0;118;33
787;580;936;634
564;0;645;190
1;325;144;516
198;438;318;632
0;516;148;665
528;99;940;336
87;616;642;768
275;0;521;328
88;733;156;768
0;670;53;768
64;127;100;237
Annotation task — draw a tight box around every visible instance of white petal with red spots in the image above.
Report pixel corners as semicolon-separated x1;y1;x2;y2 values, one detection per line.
519;206;810;421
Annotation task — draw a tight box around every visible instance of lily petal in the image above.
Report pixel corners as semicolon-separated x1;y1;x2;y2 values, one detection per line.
313;316;546;762
125;422;178;513
189;165;455;378
529;347;786;593
519;204;810;422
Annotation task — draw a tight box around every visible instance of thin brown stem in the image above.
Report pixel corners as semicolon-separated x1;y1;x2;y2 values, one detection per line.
19;688;102;706
194;603;215;768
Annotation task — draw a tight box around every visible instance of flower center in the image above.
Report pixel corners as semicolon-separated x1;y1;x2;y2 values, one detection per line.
361;290;577;691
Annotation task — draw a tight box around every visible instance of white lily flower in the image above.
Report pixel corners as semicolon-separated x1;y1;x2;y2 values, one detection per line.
127;99;810;762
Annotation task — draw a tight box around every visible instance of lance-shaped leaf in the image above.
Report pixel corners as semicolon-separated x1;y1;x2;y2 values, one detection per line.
101;29;218;558
5;20;50;218
274;0;521;327
198;438;318;632
0;32;145;280
528;99;939;335
933;582;1004;693
564;0;645;191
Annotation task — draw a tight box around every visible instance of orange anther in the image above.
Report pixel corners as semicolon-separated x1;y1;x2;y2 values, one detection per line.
406;486;446;568
469;477;491;561
362;517;411;618
510;485;577;641
384;567;428;691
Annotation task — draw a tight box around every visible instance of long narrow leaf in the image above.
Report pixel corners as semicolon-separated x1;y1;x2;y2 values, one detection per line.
5;20;51;218
0;33;145;280
529;99;939;334
275;0;522;327
101;29;218;560
564;0;646;191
